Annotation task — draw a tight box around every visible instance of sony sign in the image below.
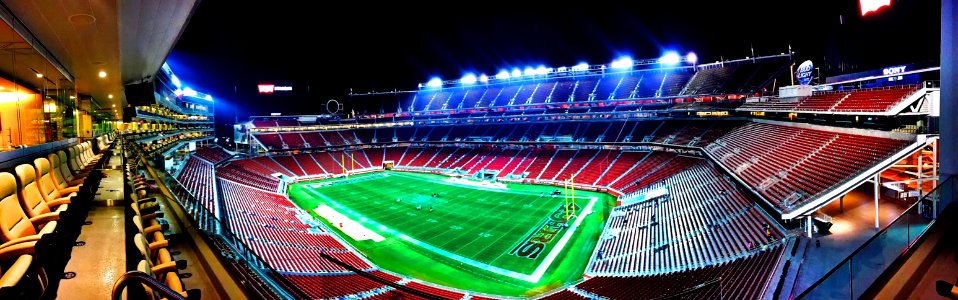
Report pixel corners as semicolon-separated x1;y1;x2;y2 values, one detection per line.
795;60;814;85
882;66;906;76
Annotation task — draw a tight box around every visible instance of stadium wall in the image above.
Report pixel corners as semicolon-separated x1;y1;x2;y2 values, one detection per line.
942;0;958;176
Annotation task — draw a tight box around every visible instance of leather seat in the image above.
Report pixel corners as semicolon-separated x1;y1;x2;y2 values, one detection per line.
56;151;87;183
33;158;78;202
14;164;68;218
47;153;84;190
0;172;56;252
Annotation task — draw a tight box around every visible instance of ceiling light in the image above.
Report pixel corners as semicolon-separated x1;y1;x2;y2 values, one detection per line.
35;73;43;78
112;104;115;107
108;94;113;99
98;71;107;78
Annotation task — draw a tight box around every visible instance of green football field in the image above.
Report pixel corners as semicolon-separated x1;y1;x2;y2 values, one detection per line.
287;171;615;297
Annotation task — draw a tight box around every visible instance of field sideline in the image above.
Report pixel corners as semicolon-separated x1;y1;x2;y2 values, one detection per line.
287;171;615;297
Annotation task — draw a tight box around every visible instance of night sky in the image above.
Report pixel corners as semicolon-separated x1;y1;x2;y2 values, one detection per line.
168;0;939;137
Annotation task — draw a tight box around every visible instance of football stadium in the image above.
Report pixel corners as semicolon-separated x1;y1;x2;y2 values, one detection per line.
0;1;955;299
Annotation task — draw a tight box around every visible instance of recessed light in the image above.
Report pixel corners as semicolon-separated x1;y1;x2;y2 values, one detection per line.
112;104;116;107
35;73;43;78
108;94;113;99
98;71;107;78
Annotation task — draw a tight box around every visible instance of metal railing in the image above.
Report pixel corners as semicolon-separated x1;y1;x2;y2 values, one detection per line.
794;176;954;299
112;271;190;300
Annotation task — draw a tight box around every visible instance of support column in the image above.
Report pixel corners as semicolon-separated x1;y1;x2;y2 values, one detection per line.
918;153;924;197
806;215;813;238
943;0;958;176
934;139;939;187
839;195;844;213
875;173;880;229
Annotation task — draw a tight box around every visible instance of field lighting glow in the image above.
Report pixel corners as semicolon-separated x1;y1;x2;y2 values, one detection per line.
610;57;634;69
659;52;681;65
460;73;478;85
426;77;443;88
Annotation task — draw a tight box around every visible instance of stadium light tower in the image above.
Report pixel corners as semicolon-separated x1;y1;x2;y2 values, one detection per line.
686;52;698;65
511;68;522;78
535;66;551;75
572;62;590;72
610;57;634;69
426;77;443;88
523;67;536;76
496;70;511;80
478;74;489;83
460;73;478;85
660;52;681;65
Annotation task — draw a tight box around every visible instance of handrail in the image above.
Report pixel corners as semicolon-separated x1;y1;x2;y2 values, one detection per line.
651;277;722;300
111;271;188;300
794;176;952;299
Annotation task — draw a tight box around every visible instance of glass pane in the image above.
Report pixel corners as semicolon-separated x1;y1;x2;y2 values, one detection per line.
851;219;908;297
907;201;932;244
802;260;851;300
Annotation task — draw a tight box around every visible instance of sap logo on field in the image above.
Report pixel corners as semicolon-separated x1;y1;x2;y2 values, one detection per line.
883;66;907;76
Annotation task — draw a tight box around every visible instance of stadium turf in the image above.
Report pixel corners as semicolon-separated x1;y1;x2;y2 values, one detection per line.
287;171;615;297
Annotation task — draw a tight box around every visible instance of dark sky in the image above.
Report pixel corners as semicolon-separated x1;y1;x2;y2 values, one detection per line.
169;0;939;135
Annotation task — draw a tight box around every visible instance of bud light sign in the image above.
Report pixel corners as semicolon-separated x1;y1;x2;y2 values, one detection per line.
795;60;814;85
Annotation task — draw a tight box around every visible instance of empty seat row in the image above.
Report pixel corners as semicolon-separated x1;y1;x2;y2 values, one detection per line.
0;133;114;298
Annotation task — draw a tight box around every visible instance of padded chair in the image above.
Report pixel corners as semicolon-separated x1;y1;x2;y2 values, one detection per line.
133;233;183;284
0;172;56;251
33;158;78;202
56;151;87;183
134;257;198;300
14;164;68;225
47;153;84;191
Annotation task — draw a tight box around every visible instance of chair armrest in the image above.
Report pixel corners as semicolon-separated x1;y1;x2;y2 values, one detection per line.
60;186;80;194
47;198;71;207
0;236;41;251
29;212;60;226
0;242;34;259
148;240;169;251
151;261;178;274
0;255;32;288
144;224;164;235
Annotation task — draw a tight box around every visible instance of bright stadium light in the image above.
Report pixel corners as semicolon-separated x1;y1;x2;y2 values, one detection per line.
572;62;590;72
496;70;511;80
686;52;698;64
182;87;198;97
535;66;551;75
204;95;213;101
170;74;182;88
523;67;536;76
426;77;443;88
511;68;522;78
556;66;568;73
610;56;634;69
659;52;681;65
460;73;478;85
478;74;489;83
